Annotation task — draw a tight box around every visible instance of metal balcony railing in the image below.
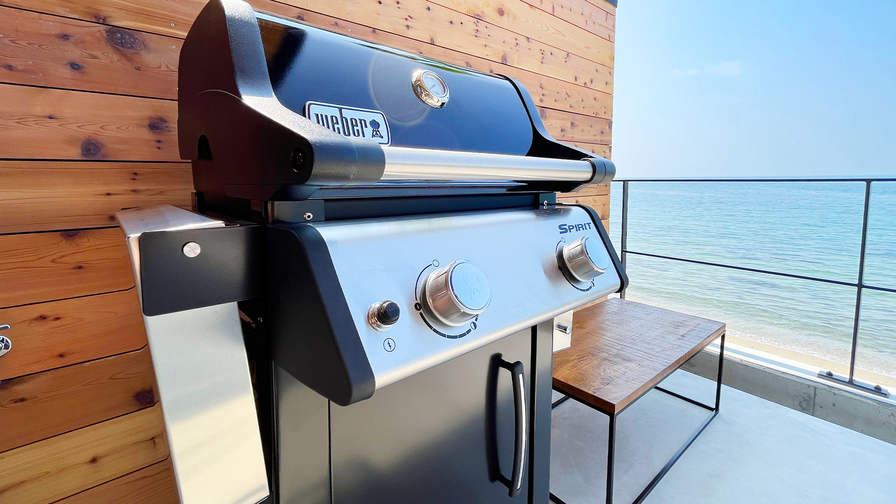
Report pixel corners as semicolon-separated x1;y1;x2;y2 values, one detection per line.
615;177;896;398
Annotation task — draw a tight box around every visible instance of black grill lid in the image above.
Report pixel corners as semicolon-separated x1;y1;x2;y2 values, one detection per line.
259;17;535;155
178;0;614;201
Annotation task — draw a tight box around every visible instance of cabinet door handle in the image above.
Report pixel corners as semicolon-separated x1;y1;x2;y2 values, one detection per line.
499;359;528;498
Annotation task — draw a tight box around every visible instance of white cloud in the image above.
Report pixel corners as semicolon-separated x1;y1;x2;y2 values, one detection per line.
673;60;745;77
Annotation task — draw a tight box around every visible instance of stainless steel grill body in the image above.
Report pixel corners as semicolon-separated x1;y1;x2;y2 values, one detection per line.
117;1;630;503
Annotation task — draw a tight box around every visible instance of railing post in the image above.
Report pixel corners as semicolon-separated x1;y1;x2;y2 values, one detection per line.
620;181;629;299
847;180;872;383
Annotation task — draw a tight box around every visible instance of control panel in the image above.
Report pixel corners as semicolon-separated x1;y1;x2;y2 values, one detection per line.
312;205;621;390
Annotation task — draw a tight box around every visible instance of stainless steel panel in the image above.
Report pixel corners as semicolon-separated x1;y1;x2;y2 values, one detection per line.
381;146;598;182
313;205;621;390
116;206;269;504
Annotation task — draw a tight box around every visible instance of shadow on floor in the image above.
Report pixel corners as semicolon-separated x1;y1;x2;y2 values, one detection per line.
550;370;896;504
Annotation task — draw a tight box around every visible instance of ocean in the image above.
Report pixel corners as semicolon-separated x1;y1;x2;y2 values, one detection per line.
607;181;896;386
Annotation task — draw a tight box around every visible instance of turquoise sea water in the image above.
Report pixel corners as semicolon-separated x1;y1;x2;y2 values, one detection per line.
608;181;896;382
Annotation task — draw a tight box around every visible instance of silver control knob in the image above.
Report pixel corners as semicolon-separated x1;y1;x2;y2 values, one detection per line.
423;260;491;326
561;236;609;282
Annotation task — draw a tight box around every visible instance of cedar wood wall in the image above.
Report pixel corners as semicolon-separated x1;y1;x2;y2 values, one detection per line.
0;0;615;501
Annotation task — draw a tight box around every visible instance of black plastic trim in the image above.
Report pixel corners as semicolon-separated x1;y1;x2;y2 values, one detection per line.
179;0;386;201
266;223;375;406
563;203;629;293
266;193;544;223
503;75;616;193
318;193;542;222
584;157;617;185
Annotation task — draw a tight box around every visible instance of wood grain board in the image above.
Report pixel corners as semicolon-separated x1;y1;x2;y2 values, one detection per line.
557;194;609;219
572;182;610;197
569;141;610;158
0;347;157;453
430;0;613;65
55;459;179;504
539;107;611;143
0;404;168;504
0;228;134;308
0;6;180;99
0;0;615;43
0;161;192;234
0;0;204;38
274;0;612;87
553;299;726;414
0;83;178;161
519;0;614;42
586;0;614;16
0;289;147;380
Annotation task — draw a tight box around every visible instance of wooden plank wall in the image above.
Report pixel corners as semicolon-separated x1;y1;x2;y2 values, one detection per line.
0;0;614;501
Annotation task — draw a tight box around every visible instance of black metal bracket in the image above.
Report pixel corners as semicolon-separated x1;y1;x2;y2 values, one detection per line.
269;199;326;223
139;224;264;316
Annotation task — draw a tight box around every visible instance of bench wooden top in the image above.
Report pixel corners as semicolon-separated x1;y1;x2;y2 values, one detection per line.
553;298;725;414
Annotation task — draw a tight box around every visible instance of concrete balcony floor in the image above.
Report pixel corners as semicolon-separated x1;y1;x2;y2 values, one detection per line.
550;370;896;503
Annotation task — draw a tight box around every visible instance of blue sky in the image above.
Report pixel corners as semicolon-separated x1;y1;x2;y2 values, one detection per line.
612;0;896;178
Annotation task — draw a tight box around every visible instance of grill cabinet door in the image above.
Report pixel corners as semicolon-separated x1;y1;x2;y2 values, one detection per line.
330;328;534;503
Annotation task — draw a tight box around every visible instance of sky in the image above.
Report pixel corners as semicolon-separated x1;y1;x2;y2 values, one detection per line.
612;0;896;178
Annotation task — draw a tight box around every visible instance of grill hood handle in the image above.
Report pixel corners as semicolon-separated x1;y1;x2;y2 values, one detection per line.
380;146;615;185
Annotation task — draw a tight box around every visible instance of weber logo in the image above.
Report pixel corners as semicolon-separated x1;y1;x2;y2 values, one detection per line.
305;101;391;145
558;222;593;234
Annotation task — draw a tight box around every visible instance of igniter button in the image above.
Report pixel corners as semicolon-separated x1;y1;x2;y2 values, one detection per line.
368;300;401;331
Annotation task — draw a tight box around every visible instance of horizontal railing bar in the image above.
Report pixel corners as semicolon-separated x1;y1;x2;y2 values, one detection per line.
617;177;894;391
613;177;896;183
623;251;896;294
622;250;860;288
864;284;896;295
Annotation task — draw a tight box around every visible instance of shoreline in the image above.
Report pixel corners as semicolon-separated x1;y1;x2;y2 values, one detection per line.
726;333;896;390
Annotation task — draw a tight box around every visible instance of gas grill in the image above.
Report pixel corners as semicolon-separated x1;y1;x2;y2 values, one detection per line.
116;1;627;503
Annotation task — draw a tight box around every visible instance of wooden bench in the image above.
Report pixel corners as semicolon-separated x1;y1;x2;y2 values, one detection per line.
551;298;726;504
